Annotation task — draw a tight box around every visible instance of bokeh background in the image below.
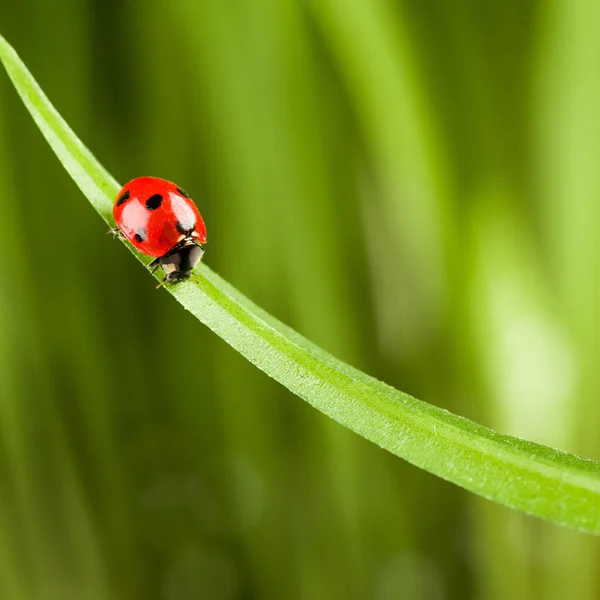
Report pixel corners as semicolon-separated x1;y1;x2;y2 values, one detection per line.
1;1;600;598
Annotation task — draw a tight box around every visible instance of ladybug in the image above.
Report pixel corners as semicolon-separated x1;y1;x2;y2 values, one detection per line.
113;176;207;287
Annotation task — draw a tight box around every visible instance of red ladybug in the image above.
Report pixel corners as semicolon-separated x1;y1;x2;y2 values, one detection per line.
113;176;207;286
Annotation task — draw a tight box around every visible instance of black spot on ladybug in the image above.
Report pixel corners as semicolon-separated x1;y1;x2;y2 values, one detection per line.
145;194;163;210
175;221;191;235
117;190;130;206
176;187;190;198
135;228;147;243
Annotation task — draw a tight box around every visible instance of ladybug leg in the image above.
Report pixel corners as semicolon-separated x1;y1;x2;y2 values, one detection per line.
148;257;161;275
107;227;124;239
155;275;169;289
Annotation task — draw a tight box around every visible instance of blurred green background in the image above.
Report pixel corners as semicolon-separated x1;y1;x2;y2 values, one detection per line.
1;1;600;598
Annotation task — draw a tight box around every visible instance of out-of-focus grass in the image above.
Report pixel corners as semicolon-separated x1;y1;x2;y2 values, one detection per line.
1;1;600;599
6;23;600;535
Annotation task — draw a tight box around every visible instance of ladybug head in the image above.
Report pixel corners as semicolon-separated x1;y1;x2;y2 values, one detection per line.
153;237;205;286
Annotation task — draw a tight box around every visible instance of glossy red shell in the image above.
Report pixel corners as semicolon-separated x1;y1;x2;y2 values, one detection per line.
113;176;207;257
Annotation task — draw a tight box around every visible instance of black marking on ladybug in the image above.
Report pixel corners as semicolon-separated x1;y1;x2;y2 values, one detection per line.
176;220;190;235
176;207;196;233
176;187;190;198
145;194;163;210
135;228;147;243
117;190;130;206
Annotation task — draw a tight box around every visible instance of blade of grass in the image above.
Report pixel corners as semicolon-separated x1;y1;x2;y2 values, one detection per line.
2;32;600;534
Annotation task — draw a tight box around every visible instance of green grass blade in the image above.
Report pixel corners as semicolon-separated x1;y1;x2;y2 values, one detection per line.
2;32;600;534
